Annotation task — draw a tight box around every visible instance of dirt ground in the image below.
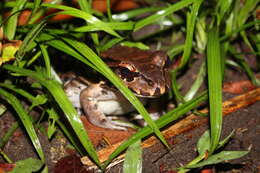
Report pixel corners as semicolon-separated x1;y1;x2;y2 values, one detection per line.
108;95;260;173
1;57;260;173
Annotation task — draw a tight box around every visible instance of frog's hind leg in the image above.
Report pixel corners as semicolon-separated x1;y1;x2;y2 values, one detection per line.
80;84;128;130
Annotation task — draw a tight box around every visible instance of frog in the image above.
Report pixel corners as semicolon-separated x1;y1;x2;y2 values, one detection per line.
64;46;171;130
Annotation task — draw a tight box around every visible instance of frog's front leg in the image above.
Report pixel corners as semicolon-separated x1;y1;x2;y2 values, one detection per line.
80;83;134;130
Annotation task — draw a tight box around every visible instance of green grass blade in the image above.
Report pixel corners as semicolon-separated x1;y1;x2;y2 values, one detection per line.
4;0;27;40
99;37;124;51
184;61;206;101
229;45;260;85
171;70;186;103
3;64;101;167
62;37;169;148
112;7;162;21
220;20;260;41
134;0;195;31
106;0;113;22
179;0;203;69
216;0;233;25
28;0;41;24
74;22;134;32
17;20;46;59
77;0;90;13
237;0;259;27
37;33;98;71
207;29;223;154
0;83;47;109
0;88;45;161
39;44;51;78
41;3;120;37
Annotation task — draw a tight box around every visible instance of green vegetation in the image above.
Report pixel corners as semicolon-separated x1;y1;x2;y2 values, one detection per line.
0;0;259;172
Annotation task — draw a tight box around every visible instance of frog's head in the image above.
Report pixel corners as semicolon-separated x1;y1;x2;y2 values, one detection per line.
101;46;171;98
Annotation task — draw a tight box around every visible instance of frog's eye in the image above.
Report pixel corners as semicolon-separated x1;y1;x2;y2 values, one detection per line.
117;67;139;82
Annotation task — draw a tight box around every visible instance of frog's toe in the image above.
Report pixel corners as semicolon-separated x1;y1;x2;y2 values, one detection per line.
102;120;128;130
93;118;128;130
108;117;134;129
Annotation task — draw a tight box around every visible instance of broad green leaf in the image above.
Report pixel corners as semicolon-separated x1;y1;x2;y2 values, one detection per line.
10;158;43;173
185;151;249;168
123;140;142;173
197;130;210;155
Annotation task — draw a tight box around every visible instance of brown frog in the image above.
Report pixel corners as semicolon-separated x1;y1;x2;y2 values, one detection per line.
64;46;171;130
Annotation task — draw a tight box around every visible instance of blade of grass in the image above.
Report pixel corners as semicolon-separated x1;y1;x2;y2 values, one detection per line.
171;70;186;103
41;3;121;38
134;0;195;31
207;29;223;154
27;0;41;24
112;7;162;21
237;0;259;51
184;61;206;101
229;45;260;85
3;64;101;167
4;0;27;40
0;88;45;161
0;83;47;110
216;0;233;26
37;32;98;71
74;22;134;32
106;0;113;22
220;20;260;41
178;0;203;69
39;44;51;78
99;37;124;51
77;0;90;13
17;20;46;60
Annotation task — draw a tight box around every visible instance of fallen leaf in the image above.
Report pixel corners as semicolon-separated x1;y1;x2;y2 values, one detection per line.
223;80;256;94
